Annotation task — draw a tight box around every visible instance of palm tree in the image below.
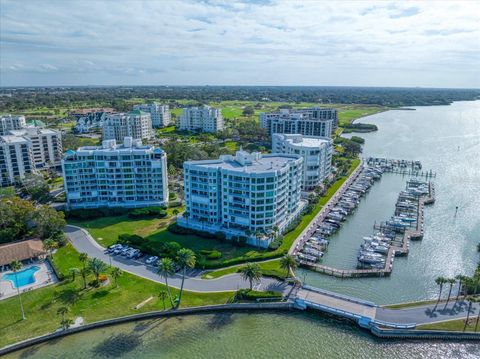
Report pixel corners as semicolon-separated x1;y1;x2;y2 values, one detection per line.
254;231;262;247
69;268;79;282
240;263;262;290
455;275;468;302
280;254;297;279
464;296;475;332
10;260;25;320
433;276;447;311
469;296;480;332
183;211;190;224
80;267;90;289
157;258;175;308
57;306;69;328
79;253;89;270
111;267;122;287
88;258;108;284
176;248;196;308
43;238;58;258
158;290;167;310
443;278;457;309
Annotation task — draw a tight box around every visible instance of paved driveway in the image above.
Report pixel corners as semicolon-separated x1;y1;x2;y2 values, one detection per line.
65;225;290;294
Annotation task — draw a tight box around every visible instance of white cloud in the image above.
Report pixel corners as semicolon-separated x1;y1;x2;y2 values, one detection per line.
0;0;479;87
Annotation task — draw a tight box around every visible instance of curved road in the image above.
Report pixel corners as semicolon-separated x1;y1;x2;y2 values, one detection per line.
65;225;290;293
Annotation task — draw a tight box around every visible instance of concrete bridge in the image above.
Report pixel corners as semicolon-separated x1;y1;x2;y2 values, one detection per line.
293;285;480;336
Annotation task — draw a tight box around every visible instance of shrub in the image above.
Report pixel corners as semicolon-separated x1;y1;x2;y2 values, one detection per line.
99;274;108;282
168;201;182;208
206;250;222;259
236;289;282;301
128;207;167;219
168;223;195;235
169;192;177;200
118;233;144;245
268;235;283;250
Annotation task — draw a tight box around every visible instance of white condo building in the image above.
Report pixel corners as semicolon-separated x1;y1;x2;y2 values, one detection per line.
103;110;153;142
179;150;306;248
0;135;35;186
177;105;224;133
9;127;62;168
272;134;333;191
62;137;168;209
0;115;27;135
133;103;171;128
260;107;336;138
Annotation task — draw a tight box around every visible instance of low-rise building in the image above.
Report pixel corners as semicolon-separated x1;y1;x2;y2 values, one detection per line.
177;105;223;133
103;110;153;142
0;115;27;135
260;107;336;138
0;135;35;186
272;133;333;191
179;150;305;247
74;110;113;134
62;137;168;209
133;103;171;128
9;127;62;168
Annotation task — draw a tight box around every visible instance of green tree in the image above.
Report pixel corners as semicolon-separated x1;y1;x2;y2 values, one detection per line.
69;268;79;282
0;197;35;244
455;275;468;302
157;258;175;308
111;267;122;287
57;306;69;329
172;208;179;220
242;106;255;116
464;296;475;332
10;260;26;320
280;254;297;278
240;263;262;290
88;258;108;283
43;238;58;258
176;248;196;308
434;276;447;311
34;205;66;239
158;290;167;310
61;318;74;330
80;267;91;289
20;173;51;203
443;278;457;309
79;253;89;270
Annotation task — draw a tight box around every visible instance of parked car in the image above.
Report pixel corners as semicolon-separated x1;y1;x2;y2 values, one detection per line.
113;245;124;255
127;249;140;259
120;247;131;256
145;256;158;265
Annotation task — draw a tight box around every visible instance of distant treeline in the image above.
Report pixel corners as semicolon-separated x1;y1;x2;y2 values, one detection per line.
1;86;479;112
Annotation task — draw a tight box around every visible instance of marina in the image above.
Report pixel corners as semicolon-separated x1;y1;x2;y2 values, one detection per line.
293;158;436;278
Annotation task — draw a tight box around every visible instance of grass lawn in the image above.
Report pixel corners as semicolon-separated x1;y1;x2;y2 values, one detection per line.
383;299;439;309
68;208;265;265
417;318;480;332
0;244;235;349
202;259;287;280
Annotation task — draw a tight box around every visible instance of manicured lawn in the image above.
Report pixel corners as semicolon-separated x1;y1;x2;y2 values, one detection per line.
417;318;480;332
0;244;235;348
69;209;265;265
203;259;287;280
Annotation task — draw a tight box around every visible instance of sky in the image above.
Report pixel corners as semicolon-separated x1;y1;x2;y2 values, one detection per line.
0;0;479;88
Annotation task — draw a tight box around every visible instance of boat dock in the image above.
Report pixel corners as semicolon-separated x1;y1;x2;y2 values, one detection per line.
297;179;435;278
366;157;436;178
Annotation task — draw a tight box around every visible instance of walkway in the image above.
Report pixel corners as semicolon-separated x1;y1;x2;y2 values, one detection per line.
296;285;480;327
65;225;289;294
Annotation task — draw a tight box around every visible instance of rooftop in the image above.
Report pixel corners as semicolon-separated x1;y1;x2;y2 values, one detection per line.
275;134;332;147
186;150;301;173
0;135;30;144
0;239;46;266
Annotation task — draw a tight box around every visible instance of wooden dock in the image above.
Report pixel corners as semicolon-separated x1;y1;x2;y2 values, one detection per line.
298;182;436;278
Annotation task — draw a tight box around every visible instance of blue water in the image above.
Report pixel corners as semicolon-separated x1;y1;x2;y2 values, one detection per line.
2;265;40;288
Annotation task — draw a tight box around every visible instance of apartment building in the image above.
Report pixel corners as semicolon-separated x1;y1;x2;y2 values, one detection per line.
9;127;62;168
179;150;305;247
260;107;336;138
272;133;333;191
133;103;171;128
62;137;168;209
103;110;153;142
0;135;35;186
0;115;27;135
177;105;223;133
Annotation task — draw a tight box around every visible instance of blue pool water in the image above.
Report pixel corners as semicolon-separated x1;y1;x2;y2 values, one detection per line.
2;265;40;288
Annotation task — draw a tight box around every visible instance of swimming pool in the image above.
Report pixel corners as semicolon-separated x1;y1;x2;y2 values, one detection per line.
2;265;40;288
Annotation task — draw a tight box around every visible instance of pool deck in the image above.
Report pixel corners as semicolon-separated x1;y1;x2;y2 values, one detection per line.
0;261;58;300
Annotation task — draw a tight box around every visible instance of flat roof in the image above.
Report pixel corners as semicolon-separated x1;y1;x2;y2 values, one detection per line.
186;153;300;173
277;134;332;147
0;135;30;144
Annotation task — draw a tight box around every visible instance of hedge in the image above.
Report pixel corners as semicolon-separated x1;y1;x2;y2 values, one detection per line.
236;289;282;301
